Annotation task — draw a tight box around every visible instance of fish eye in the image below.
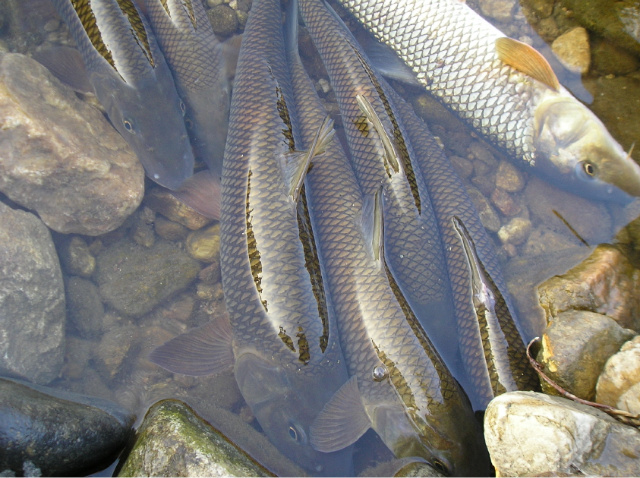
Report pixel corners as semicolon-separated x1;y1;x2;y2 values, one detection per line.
287;423;307;444
179;100;186;116
123;119;134;133
582;161;596;177
432;458;450;475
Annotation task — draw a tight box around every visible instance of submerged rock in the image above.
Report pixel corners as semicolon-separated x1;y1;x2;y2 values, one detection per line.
144;187;212;231
538;244;640;331
484;391;640;476
0;377;134;477
95;237;201;318
0;53;144;235
66;276;105;339
551;27;591;74
537;310;635;401
596;335;640;415
117;399;273;477
0;202;65;384
186;223;221;263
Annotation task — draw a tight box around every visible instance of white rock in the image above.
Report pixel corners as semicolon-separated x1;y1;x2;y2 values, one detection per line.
597;335;640;415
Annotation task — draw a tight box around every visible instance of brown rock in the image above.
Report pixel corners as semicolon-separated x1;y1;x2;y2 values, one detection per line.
145;188;212;231
537;310;635;401
551;27;591;74
538;244;640;331
0;53;144;235
491;188;522;216
596;335;640;414
495;160;526;192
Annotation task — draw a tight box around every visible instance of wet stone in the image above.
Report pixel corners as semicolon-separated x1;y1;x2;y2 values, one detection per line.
596;335;640;415
0;202;65;384
58;235;96;278
94;324;138;381
520;0;554;18
449;155;474;180
484;391;640;476
591;37;640;76
551;26;591;74
538;243;640;331
0;53;144;235
467;186;501;233
0;377;134;477
154;215;190;241
186;223;221;263
491;187;522;217
478;0;515;22
117;399;273;477
495;160;525;192
95;237;201;318
497;217;532;246
537;310;635;401
145;187;212;231
522;225;583;256
66;276;105;339
208;4;239;36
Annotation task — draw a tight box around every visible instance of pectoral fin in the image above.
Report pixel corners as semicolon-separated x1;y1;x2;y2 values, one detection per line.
310;376;372;452
356;94;400;174
149;316;234;376
170;169;222;220
362;186;385;264
32;46;94;95
495;37;560;92
284;115;335;202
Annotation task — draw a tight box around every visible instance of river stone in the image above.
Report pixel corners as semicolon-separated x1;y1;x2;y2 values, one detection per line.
551;27;591;74
144;187;212;231
0;53;144;235
66;276;105;339
596;335;640;415
58;235;96;277
0;377;134;477
537;310;635;401
0;202;65;384
484;391;640;476
95;237;201;318
186;223;221;263
538;244;640;331
117;399;273;477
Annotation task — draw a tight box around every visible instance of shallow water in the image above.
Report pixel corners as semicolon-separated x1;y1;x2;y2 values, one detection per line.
1;0;639;475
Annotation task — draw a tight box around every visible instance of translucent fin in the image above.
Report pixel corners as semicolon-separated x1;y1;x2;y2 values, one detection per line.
170;169;222;220
362;37;422;87
284;115;335;202
309;376;371;452
355;94;400;173
149;316;234;376
361;186;385;264
32;46;94;94
495;37;560;92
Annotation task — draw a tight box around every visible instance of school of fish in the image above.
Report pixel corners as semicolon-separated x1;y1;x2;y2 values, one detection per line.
45;0;640;475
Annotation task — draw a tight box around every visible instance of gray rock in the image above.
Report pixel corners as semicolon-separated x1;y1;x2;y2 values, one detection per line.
537;310;635;401
58;236;96;278
95;237;201;318
208;4;239;36
117;399;275;477
66;276;105;339
484;391;640;476
538;244;640;331
596;335;640;415
0;202;65;384
0;53;144;235
0;377;134;477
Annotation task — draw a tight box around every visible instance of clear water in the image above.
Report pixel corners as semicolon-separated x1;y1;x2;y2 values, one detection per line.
1;0;639;475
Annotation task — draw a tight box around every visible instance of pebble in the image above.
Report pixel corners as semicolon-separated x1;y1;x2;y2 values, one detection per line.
484;391;640;476
58;235;96;278
497;217;532;246
537;310;635;401
551;27;591;74
494;160;525;192
145;187;212;231
208;4;239;37
94;324;138;381
66;276;105;339
0;377;134;477
467;186;501;233
478;0;515;22
0;53;144;235
596;335;640;414
0;202;65;384
154;215;190;241
186;223;221;263
94;237;201;318
491;187;522;217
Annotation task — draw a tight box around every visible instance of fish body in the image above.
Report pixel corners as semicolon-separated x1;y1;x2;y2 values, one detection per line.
298;0;461;372
218;0;351;473
386;83;539;410
142;0;230;178
334;0;640;202
288;3;488;475
49;0;194;190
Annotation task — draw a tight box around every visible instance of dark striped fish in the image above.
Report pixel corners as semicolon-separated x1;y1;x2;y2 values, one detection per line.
50;0;194;190
142;0;230;178
384;82;540;411
287;2;489;475
298;0;462;374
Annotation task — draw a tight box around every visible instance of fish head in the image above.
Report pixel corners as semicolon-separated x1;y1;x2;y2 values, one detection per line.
91;69;195;190
374;403;489;476
234;351;354;476
533;95;640;203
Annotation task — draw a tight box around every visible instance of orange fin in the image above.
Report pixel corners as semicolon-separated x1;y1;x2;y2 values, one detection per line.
495;37;560;92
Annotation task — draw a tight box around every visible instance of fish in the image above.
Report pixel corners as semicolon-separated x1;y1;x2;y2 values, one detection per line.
152;0;352;473
49;0;194;190
333;0;640;203
384;80;540;410
297;0;463;375
141;0;230;178
287;1;489;475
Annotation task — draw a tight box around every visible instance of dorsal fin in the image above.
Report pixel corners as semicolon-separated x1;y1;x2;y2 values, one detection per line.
495;37;560;92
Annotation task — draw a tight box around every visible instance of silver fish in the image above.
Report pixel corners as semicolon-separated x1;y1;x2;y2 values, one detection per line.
142;0;230;178
334;0;640;203
288;1;489;475
49;0;194;190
